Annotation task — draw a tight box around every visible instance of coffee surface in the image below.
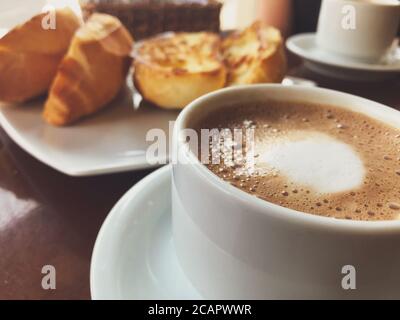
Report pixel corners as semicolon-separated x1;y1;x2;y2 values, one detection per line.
193;100;400;221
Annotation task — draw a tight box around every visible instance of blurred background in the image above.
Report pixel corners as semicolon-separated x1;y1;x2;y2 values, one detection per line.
5;0;396;41
221;0;321;35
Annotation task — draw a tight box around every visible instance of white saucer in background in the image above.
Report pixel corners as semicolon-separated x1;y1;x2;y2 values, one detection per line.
90;165;201;300
286;33;400;81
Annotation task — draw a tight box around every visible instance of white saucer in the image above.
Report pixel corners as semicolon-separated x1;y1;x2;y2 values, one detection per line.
90;165;201;300
286;33;400;81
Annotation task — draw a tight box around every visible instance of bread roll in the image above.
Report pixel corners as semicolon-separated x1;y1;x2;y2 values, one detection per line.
43;13;134;126
0;8;81;103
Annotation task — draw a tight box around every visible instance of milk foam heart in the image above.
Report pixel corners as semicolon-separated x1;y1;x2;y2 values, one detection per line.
258;131;365;194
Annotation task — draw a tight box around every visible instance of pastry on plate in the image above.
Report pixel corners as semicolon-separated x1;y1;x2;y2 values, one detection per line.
222;21;287;86
43;13;134;126
133;32;227;109
0;8;81;103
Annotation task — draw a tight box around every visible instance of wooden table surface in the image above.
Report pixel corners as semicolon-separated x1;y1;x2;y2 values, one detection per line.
0;63;399;300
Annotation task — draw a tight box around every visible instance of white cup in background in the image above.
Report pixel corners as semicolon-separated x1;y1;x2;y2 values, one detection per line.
316;0;400;63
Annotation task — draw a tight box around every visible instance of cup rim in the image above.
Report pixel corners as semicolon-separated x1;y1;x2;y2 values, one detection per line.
174;84;400;232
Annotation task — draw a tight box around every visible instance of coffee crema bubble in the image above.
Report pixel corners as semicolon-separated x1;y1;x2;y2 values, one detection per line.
192;100;400;221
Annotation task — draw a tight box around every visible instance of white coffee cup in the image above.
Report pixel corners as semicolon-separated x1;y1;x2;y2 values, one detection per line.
316;0;400;63
172;84;400;299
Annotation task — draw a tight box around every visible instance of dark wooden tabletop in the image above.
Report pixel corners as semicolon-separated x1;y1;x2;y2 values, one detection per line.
0;62;399;300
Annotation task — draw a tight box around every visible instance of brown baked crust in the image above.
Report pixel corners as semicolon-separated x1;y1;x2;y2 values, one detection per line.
0;8;81;103
133;32;226;109
43;13;134;126
222;21;287;86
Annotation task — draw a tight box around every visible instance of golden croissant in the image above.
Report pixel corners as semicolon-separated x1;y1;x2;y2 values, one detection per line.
43;13;134;126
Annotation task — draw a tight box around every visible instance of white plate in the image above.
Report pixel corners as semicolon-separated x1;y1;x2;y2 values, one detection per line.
286;33;400;81
0;76;314;176
0;87;178;176
90;165;201;300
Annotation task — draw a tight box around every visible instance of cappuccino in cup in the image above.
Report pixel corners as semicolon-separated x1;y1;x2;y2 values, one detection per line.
193;100;400;221
173;85;400;299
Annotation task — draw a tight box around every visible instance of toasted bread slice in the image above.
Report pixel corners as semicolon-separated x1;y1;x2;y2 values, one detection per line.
0;8;81;103
133;32;226;109
43;13;134;126
222;21;286;86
